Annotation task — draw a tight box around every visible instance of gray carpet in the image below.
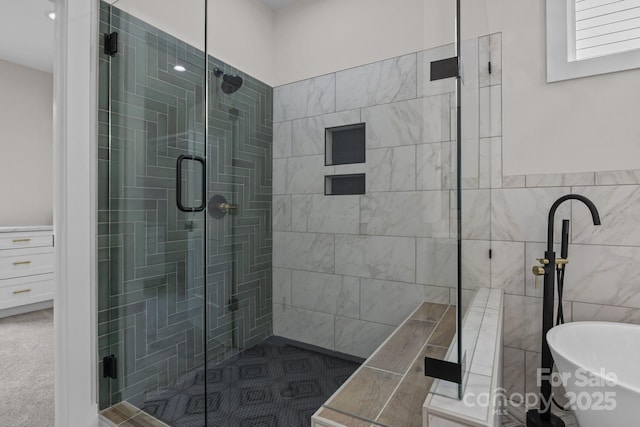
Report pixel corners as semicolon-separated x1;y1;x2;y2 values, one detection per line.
0;309;55;427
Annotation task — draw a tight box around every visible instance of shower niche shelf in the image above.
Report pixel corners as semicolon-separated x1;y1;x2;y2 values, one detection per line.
325;174;365;196
325;123;365;166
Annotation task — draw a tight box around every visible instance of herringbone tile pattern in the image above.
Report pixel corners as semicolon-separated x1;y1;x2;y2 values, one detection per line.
97;3;273;410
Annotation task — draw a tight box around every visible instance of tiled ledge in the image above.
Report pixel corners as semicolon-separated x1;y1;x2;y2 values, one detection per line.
99;401;169;427
424;288;504;427
312;302;455;427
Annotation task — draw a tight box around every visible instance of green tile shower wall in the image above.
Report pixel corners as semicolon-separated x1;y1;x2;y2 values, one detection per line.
98;3;273;409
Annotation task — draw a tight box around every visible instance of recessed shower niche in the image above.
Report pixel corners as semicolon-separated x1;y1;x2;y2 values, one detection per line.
325;123;365;165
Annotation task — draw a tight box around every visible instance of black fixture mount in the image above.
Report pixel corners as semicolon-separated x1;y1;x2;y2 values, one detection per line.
526;194;600;427
213;67;243;94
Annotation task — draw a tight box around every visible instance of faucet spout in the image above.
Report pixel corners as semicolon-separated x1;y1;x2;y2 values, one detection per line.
547;194;600;252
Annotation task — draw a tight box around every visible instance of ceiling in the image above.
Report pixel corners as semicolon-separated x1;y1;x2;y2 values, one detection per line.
0;0;54;73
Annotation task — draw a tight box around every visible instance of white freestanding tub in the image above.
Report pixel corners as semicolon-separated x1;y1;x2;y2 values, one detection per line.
547;321;640;427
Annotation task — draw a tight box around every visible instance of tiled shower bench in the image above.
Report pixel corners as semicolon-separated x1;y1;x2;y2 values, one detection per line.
312;288;504;427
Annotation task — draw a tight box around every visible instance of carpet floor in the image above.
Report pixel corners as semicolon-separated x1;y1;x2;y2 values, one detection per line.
0;309;55;427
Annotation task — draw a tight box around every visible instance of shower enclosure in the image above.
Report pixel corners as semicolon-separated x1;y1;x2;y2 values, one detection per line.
97;0;487;425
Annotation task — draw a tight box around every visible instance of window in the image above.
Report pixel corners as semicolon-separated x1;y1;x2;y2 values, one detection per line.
547;0;640;81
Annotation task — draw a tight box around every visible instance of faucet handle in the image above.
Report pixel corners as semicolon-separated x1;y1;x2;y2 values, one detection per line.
532;265;546;289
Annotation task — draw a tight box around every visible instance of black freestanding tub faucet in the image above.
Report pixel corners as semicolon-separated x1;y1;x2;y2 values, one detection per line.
526;194;601;427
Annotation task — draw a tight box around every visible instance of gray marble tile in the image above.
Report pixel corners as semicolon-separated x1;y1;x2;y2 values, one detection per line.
480;85;502;138
273;303;335;350
479;138;491;189
503;347;525;400
360;278;448;326
504;294;542;352
424;94;452;143
572;301;640;324
479;33;502;87
291;109;361;157
462;189;491;240
291;270;359;318
272;195;291;231
417;143;447;191
366;146;416;192
361;191;449;238
416;238;457;287
491;188;571;243
572;185;640;246
334;317;395;358
491;241;526;296
461;138;479;184
333;162;366;176
273;268;292;306
362;98;424;149
469;309;499;377
273;121;292;159
336;53;417;111
562;244;640;309
462;240;492;290
418;44;456;97
291;194;359;234
274;73;336;122
273;158;287;195
284;155;331;194
272;231;334;273
335;235;416;283
525;172;595;188
525;351;541;405
430;372;492;423
490;137;503;189
503;175;526;188
595;169;640;185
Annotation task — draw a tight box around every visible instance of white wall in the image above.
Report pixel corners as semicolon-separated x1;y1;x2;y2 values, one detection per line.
0;59;53;226
107;0;275;84
273;0;640;176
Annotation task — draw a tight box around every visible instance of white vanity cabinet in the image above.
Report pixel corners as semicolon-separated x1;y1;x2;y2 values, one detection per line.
0;226;54;315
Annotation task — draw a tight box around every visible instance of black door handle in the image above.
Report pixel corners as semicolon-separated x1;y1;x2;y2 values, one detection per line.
176;154;206;212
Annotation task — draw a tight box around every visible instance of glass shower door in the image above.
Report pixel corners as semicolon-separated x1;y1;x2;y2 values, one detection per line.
97;2;214;425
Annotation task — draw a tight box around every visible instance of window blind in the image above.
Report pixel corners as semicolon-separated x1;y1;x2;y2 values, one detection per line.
575;0;640;59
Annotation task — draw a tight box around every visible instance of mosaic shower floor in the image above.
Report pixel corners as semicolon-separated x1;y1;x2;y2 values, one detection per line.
140;337;362;427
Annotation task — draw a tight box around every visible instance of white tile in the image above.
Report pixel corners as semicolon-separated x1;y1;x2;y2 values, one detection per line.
525;351;541;405
461;138;479;183
366;146;416;192
336;53;417;110
491;241;525;296
362;98;424;149
291;194;359;234
284;155;328;194
273;268;292;306
479;85;501;138
525;172;595;188
562;244;640;309
490;137;503;189
291;109;361;157
416;238;457;287
479;138;491;189
479;33;503;87
417;143;447;191
273;158;287;195
335;235;416;283
273;303;335;350
504;294;542;352
470;310;499;377
272;195;291;231
273;232;334;273
291;270;359;319
418;44;456;97
274;73;336;122
361;191;449;238
595;169;640;185
360;278;448;326
423;94;452;143
334;317;395;358
462;240;491;290
503;347;526;399
572;302;640;324
273;121;292;159
503;175;525;188
572;185;640;246
429;373;492;423
491;188;571;242
427;415;470;427
461;189;491;240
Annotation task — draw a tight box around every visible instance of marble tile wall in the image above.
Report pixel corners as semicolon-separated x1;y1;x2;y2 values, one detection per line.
272;44;467;358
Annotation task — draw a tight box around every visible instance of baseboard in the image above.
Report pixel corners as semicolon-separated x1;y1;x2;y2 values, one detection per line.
0;300;53;319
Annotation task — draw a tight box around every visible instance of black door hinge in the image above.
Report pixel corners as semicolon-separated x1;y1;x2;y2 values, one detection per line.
488;61;492;75
103;354;118;379
489;249;493;259
104;32;118;57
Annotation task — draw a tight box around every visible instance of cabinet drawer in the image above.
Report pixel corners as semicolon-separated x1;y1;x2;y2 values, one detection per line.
0;233;53;250
0;274;54;310
0;247;54;280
